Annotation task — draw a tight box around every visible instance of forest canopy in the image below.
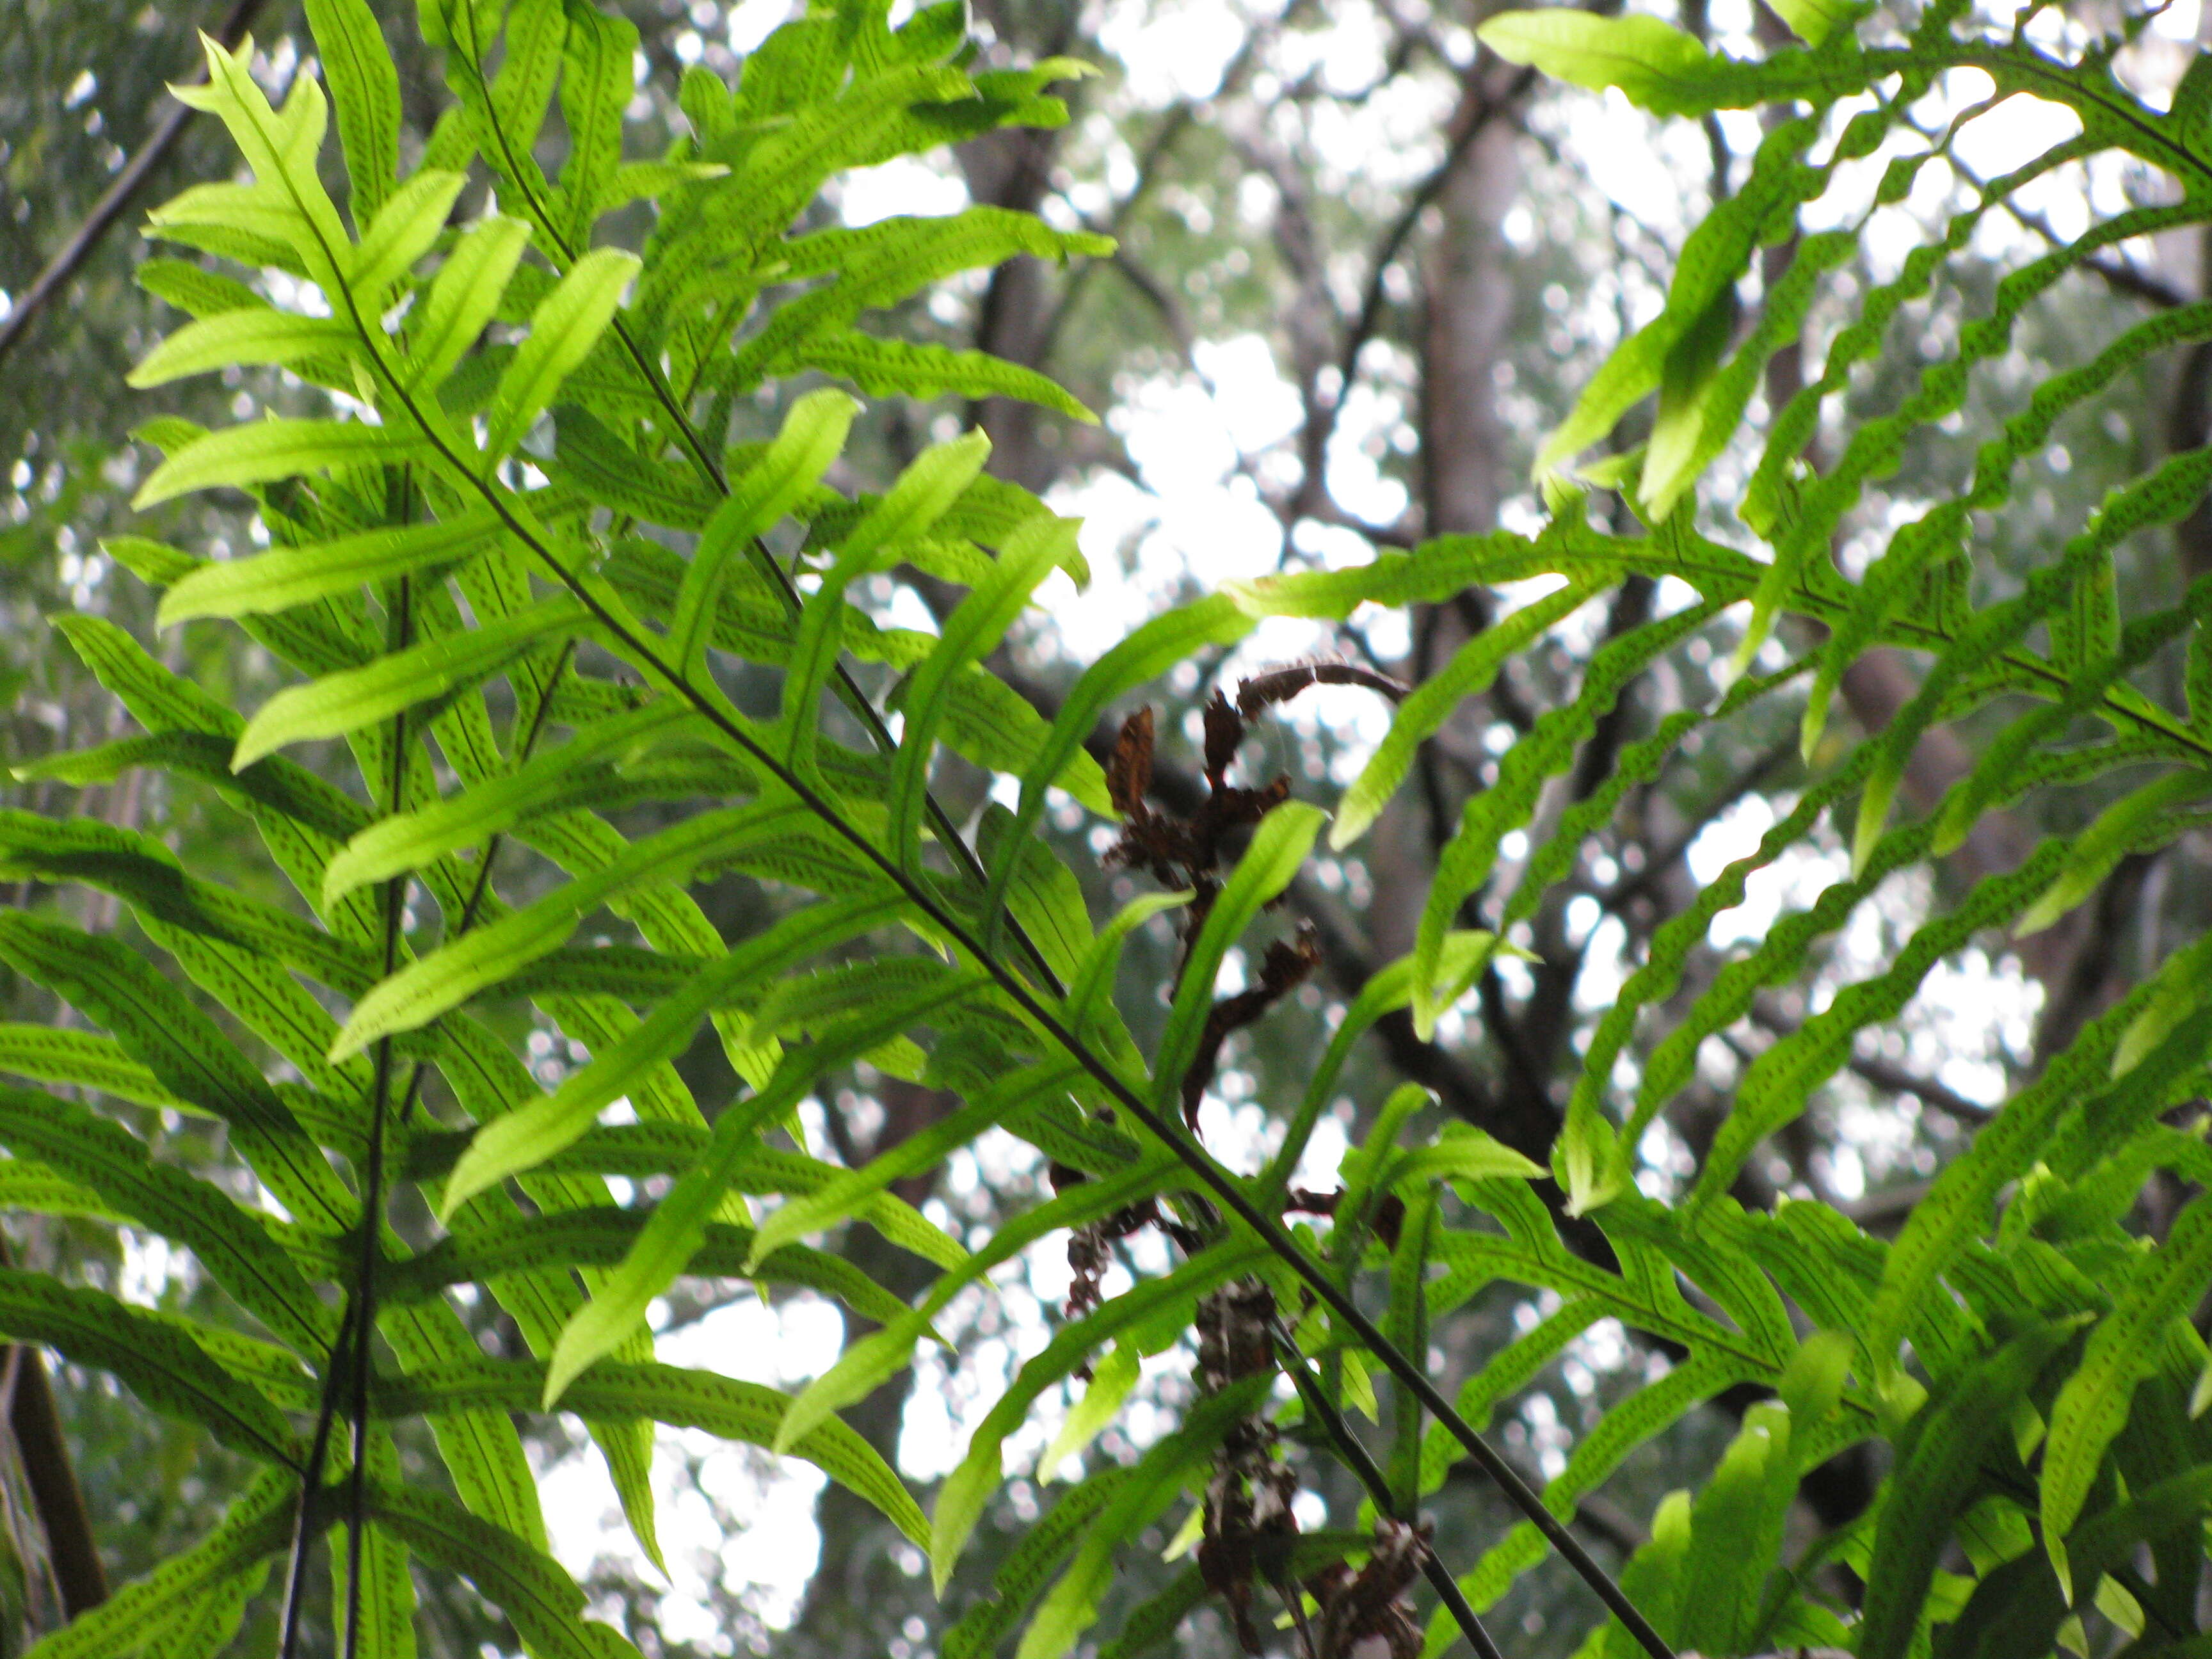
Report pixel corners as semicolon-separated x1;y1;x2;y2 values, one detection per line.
2;0;2211;1655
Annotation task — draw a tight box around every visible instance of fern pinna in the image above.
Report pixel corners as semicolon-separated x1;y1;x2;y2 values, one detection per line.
8;0;2212;1654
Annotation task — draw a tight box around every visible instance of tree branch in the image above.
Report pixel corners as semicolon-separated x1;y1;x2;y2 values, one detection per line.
0;0;267;369
4;1347;104;1621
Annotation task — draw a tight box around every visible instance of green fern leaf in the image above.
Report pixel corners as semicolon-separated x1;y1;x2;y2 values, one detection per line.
671;387;858;673
0;1083;329;1350
544;972;986;1402
0;913;355;1233
380;1357;929;1546
20;1470;291;1659
1016;1374;1273;1659
943;1469;1136;1659
1860;1324;2074;1659
346;165;465;303
1333;578;1599;849
888;514;1078;867
155;509;508;626
134;419;432;510
551;1;636;248
305;0;403;222
791;333;1098;419
364;1482;643;1659
440;893;907;1214
127;310;360;389
1476;12;1719;116
2041;1194;2212;1549
482;247;641;463
1152;801;1327;1114
0;1267;298;1463
929;1241;1274;1592
409;215;534;391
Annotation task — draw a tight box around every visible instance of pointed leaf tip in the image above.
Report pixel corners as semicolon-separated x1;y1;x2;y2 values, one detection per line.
1799;687;1831;766
1326;803;1371;851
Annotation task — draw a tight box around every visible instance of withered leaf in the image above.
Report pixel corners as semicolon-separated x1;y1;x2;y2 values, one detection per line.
1236;658;1409;721
1180;925;1323;1127
1105;705;1156;818
1203;689;1245;785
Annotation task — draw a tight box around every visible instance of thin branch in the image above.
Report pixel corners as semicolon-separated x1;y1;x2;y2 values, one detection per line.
0;1240;106;1620
1598;736;1799;918
1034;102;1198;355
1031;0;1314;365
0;0;267;369
1904;120;2192;311
1334;63;1537;412
1103;249;1199;364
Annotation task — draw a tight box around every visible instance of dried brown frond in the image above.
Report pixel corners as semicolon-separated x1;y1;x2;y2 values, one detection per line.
1235;659;1410;721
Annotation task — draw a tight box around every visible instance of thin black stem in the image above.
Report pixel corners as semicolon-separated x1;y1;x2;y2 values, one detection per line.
394;636;577;1134
341;1033;396;1656
272;64;1669;1656
276;1305;358;1658
343;569;414;1659
278;552;418;1659
1271;1322;1506;1659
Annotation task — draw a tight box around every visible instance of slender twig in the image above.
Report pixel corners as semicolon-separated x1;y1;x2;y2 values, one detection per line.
242;38;1673;1655
0;0;266;371
276;1308;356;1657
342;949;399;1659
280;558;417;1659
1598;737;1798;918
1104;250;1200;363
1034;102;1198;355
392;636;579;1135
1270;1321;1505;1659
342;569;413;1659
1901;115;2192;311
1031;0;1310;365
1334;62;1537;411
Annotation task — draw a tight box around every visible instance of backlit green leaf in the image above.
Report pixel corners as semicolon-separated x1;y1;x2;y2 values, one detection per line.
483;247;641;463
